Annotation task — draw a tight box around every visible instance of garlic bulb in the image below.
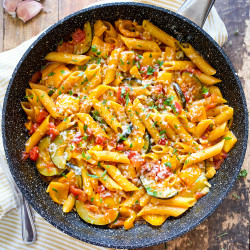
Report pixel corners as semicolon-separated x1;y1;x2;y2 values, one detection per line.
16;0;43;22
3;0;22;17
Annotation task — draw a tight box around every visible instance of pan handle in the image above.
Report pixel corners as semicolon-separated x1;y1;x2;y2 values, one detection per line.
177;0;215;27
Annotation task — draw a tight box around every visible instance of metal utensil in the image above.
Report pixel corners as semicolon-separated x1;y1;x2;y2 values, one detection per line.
178;0;215;27
0;107;36;245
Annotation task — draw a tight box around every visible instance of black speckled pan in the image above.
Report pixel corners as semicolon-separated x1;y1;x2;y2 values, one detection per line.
2;2;248;249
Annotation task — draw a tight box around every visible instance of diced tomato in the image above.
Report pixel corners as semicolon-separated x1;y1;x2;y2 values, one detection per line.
174;101;183;114
70;186;87;202
109;217;125;228
57;41;74;53
116;143;124;151
110;44;116;51
132;202;142;213
152;84;163;94
29;122;40;135
210;93;218;103
30;71;42;83
135;55;141;61
72;132;83;143
22;151;29;160
203;91;211;98
153;71;158;78
29;146;39;161
86;128;94;140
36;110;49;123
72;28;86;43
195;191;205;199
46;122;59;141
140;66;150;79
206;103;216;111
184;92;191;102
213;151;228;170
185;67;202;76
95;136;107;146
54;119;61;126
117;86;130;105
158;138;168;146
126;150;137;159
130;154;145;170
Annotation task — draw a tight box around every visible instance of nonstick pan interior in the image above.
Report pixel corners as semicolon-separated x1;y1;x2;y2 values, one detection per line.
2;3;248;249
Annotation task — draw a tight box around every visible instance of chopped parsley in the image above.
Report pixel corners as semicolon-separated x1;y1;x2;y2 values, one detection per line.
146;66;155;75
164;162;172;168
58;39;63;46
232;193;240;199
223;137;232;140
237;169;247;179
83;125;87;132
125;92;129;106
61;173;67;178
146;186;157;197
101;170;107;178
157;60;164;67
52;188;58;193
86;173;99;178
48;89;54;96
120;58;125;65
217;233;228;238
48;72;55;76
91;45;98;53
202;86;209;94
143;83;150;89
159;130;166;135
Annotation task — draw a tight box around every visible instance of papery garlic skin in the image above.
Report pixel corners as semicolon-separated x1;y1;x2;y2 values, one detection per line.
3;0;22;18
16;0;43;23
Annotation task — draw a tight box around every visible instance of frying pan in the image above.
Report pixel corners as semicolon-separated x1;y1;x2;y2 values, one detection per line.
2;1;248;249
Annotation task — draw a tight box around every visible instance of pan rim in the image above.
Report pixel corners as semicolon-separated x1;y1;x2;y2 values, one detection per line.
2;2;249;249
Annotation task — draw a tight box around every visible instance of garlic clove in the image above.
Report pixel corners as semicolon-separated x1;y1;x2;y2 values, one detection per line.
16;0;43;23
3;0;22;18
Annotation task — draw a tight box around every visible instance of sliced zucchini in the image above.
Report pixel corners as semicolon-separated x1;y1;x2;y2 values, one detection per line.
74;21;92;55
140;175;178;199
75;200;119;225
118;123;133;143
182;71;203;100
36;137;64;176
172;82;186;109
49;130;75;169
90;109;106;124
141;131;151;154
122;78;142;86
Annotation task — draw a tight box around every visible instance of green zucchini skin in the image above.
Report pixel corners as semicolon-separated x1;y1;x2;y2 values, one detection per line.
140;175;178;199
74;21;92;55
49;130;75;169
118;123;133;143
122;78;142;86
36;136;64;176
172;82;186;109
75;200;119;225
182;71;203;100
141;131;151;154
